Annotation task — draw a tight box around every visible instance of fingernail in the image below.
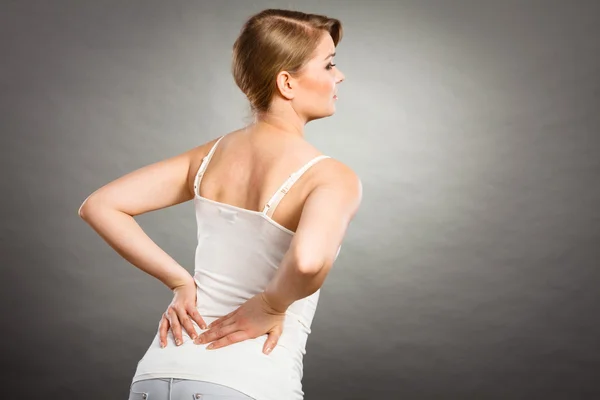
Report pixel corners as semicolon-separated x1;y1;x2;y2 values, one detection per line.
265;346;272;354
176;339;181;346
207;343;214;349
191;335;198;341
160;342;164;348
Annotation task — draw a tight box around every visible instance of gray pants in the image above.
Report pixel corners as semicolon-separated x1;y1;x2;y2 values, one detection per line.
129;378;254;400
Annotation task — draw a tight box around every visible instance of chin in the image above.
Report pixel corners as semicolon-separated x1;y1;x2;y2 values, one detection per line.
319;110;336;120
306;105;336;121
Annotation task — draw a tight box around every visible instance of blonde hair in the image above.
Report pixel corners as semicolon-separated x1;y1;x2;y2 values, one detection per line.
232;9;343;116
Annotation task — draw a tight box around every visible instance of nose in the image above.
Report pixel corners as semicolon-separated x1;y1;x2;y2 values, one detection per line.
336;68;345;83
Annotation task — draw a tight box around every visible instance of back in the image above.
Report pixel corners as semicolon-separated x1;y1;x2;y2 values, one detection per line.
190;129;361;267
132;128;362;400
189;129;329;232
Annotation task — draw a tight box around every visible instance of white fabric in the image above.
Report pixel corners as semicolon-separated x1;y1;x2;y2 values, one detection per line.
131;137;339;400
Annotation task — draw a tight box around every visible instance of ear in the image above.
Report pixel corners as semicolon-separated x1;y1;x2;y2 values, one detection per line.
275;71;295;101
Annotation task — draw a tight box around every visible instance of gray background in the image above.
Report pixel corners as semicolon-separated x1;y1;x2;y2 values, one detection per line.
1;0;599;399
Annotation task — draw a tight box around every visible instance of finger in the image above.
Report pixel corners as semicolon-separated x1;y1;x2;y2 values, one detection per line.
206;330;250;350
167;308;184;346
196;320;238;344
187;307;208;330
208;309;237;328
207;314;237;332
200;317;236;342
263;327;282;355
177;308;199;341
207;313;237;333
159;313;170;348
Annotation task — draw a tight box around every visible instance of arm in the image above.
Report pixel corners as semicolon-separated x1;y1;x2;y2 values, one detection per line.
263;163;363;312
78;143;206;290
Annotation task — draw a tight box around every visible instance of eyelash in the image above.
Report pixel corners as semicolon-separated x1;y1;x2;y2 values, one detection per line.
326;63;336;70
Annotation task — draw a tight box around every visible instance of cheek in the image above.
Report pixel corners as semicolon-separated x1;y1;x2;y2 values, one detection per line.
319;77;335;95
303;75;335;97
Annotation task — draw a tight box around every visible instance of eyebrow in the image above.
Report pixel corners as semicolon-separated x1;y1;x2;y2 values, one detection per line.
324;52;336;61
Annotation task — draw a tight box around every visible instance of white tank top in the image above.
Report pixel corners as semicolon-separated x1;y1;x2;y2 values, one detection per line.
131;135;341;400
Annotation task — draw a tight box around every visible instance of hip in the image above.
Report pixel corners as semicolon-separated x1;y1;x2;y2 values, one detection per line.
129;378;253;399
132;333;303;400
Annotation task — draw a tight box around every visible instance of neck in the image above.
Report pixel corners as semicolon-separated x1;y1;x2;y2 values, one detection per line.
252;104;307;139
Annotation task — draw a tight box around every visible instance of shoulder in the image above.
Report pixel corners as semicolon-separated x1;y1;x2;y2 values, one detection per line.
193;135;226;158
187;135;228;168
311;157;363;207
184;135;229;191
316;157;361;189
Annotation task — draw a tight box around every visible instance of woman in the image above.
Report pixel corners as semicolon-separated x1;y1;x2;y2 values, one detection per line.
79;8;362;400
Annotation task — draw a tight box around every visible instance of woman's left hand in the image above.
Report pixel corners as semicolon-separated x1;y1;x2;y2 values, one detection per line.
194;292;286;355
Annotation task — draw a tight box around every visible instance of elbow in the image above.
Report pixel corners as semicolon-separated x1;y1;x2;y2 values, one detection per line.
292;244;337;274
78;202;90;220
78;196;97;220
295;255;326;275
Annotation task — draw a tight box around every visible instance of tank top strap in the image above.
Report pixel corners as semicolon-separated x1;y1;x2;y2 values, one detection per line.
193;135;225;196
261;155;331;217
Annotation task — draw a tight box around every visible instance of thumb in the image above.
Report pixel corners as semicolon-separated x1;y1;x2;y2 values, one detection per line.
263;327;282;355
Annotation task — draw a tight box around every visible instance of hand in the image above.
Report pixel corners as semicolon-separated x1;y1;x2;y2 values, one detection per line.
194;292;286;355
159;278;208;347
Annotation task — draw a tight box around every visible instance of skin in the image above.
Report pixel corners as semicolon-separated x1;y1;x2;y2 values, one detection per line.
79;30;361;356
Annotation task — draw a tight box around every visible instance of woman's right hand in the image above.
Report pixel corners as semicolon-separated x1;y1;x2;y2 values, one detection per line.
159;278;208;347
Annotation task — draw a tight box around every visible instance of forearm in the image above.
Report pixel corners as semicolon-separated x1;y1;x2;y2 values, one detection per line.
262;250;330;313
79;202;192;290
